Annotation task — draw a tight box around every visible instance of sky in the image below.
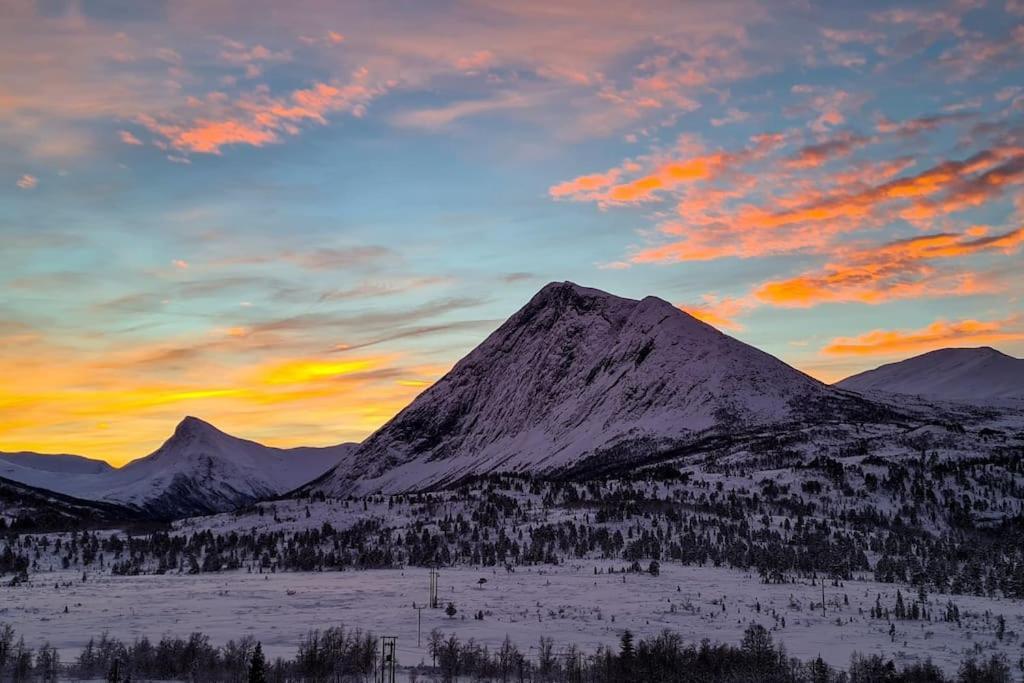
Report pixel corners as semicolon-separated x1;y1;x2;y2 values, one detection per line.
2;0;1023;464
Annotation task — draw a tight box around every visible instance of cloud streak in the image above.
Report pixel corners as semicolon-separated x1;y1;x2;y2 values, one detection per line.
823;317;1024;356
755;227;1024;307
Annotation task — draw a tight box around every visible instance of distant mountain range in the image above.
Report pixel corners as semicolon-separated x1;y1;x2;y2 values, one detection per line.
2;282;1020;519
1;417;355;518
837;346;1024;404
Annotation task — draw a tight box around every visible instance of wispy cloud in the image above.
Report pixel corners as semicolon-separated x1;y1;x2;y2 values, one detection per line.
755;228;1024;308
138;70;385;154
391;91;543;131
823;317;1024;355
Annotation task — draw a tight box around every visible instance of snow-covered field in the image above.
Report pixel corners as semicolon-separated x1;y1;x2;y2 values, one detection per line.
4;562;1021;674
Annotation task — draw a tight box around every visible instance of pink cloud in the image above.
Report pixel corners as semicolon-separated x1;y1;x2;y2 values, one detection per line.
138;70;384;154
118;130;143;145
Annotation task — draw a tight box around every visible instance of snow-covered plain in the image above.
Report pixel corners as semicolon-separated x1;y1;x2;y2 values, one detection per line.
4;563;1022;675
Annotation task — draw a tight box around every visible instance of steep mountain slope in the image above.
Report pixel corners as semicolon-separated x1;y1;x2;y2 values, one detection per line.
1;418;357;518
837;347;1024;404
308;281;867;496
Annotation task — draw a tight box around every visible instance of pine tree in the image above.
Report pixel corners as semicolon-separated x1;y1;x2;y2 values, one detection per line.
619;630;635;665
248;642;266;683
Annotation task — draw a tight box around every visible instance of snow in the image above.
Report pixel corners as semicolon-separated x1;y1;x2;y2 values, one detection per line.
1;418;356;517
312;281;840;496
0;452;114;476
837;347;1024;406
4;564;1022;675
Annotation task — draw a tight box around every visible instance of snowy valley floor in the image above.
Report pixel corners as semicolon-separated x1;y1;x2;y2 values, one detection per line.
3;562;1022;675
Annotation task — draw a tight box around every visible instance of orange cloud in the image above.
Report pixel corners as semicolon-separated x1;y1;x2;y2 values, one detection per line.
679;295;751;330
454;50;495;72
15;174;37;190
118;130;143;145
755;227;1024;307
784;131;871;169
628;146;1024;264
549;169;622;199
823;317;1024;356
138;72;383;154
551;134;783;205
875;112;969;138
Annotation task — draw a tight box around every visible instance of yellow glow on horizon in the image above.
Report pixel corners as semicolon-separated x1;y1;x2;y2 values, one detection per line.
0;337;441;465
261;358;381;384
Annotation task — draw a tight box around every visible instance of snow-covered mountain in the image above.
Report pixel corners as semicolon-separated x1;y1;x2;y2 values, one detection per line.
0;451;115;494
836;347;1024;405
307;281;867;496
1;417;357;518
0;451;114;476
0;475;141;532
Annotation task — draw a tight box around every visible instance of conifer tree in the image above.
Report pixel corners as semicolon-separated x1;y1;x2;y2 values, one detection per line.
248;642;266;683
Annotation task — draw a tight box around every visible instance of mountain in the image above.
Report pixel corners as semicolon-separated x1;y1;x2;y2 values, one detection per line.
98;417;358;517
306;281;865;496
836;347;1024;405
0;475;142;533
0;451;114;495
1;417;357;518
0;451;114;476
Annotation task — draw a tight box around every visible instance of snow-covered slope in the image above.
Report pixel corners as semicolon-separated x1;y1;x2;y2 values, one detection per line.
0;475;141;531
0;451;114;494
0;451;114;475
836;347;1024;405
1;418;357;518
308;281;862;496
99;417;358;517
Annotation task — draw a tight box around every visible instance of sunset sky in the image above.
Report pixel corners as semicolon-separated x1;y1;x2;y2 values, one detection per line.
2;0;1023;464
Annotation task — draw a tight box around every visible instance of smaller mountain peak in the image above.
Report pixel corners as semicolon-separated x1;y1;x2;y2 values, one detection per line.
173;416;220;438
923;346;1012;360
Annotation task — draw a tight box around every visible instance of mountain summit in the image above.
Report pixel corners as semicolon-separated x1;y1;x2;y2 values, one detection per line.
837;347;1024;404
307;281;843;495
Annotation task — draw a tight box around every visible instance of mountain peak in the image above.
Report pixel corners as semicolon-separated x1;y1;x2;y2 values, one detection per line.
536;280;623;298
925;346;1012;359
308;281;832;496
173;415;222;439
528;281;634;311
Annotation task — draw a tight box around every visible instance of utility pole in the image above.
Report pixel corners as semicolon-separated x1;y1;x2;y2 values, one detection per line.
429;568;440;609
379;636;397;683
413;603;426;647
822;581;826;618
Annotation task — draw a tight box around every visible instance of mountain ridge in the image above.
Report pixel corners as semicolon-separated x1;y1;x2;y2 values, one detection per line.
836;346;1024;405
